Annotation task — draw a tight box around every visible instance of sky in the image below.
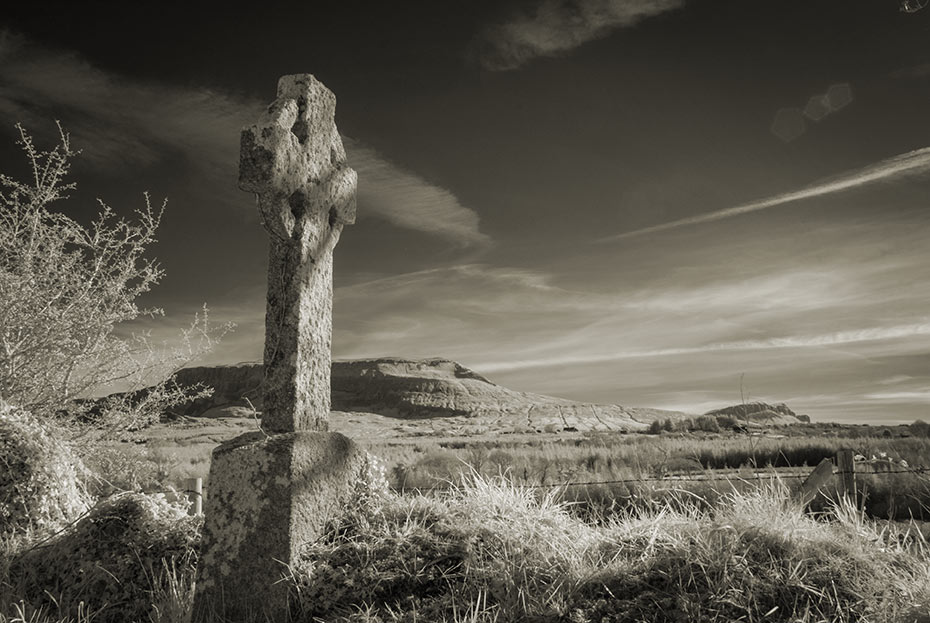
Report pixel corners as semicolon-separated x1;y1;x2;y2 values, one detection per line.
1;0;929;423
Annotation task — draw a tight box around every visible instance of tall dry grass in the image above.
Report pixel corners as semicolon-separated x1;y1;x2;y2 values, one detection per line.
290;474;930;622
4;446;929;622
373;432;930;521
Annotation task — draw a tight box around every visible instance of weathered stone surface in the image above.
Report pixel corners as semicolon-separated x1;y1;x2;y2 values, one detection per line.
240;73;356;434
193;431;365;622
192;73;359;623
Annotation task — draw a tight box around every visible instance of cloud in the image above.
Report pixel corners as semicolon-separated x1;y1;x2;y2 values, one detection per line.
891;63;930;79
878;375;915;386
333;263;598;363
863;391;930;404
469;0;685;71
346;140;492;247
0;31;489;246
620;269;859;314
601;147;930;241
474;321;930;372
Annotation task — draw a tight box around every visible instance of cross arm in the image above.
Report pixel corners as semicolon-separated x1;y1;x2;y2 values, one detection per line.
238;99;304;238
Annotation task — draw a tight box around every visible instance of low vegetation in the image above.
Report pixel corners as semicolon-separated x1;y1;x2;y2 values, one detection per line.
0;402;90;537
5;493;199;623
3;470;929;623
371;428;930;521
0;124;223;622
291;475;930;623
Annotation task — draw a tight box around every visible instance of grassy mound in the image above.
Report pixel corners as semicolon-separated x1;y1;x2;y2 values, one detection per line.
7;492;200;623
0;402;91;537
292;477;930;623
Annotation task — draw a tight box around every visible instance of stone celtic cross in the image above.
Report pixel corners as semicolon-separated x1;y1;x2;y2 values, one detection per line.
193;74;365;623
240;73;357;432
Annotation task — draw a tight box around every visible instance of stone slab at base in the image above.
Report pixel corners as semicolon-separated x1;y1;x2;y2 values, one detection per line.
192;430;365;623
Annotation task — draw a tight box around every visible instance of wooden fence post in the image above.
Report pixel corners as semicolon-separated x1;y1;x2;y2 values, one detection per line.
797;458;834;507
835;449;856;503
184;477;203;516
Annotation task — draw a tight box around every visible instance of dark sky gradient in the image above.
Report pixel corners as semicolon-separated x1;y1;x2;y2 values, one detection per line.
2;0;929;422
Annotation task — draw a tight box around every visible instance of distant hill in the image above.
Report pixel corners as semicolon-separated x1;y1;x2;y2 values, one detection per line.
171;357;697;433
704;402;809;425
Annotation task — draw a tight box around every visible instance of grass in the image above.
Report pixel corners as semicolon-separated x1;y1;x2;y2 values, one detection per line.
376;431;930;484
291;474;930;622
369;431;930;521
95;417;930;521
10;423;927;622
2;474;929;622
1;493;200;623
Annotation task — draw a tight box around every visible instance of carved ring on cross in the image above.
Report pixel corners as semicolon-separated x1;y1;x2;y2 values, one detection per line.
238;75;357;243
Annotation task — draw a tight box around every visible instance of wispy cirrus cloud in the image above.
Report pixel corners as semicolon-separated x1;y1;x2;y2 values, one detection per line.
469;0;685;71
346;140;491;247
601;147;930;241
475;321;930;373
891;63;930;80
863;391;930;404
0;31;489;246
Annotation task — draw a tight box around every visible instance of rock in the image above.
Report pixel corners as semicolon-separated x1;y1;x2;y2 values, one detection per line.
240;73;356;434
193;431;365;622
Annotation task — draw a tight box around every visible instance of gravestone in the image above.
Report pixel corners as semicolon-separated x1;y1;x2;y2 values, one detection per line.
192;74;365;622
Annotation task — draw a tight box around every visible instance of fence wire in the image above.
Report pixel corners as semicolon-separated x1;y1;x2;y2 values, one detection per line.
393;465;930;493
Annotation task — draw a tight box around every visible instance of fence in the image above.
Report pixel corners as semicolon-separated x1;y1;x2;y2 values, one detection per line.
182;477;203;515
180;449;930;516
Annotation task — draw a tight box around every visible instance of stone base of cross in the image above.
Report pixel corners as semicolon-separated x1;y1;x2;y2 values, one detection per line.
192;431;365;622
192;74;361;622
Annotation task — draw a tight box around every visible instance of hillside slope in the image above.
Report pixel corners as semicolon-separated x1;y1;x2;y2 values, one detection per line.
171;358;695;433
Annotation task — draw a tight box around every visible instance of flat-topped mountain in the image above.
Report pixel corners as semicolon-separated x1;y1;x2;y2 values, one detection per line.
171;357;695;433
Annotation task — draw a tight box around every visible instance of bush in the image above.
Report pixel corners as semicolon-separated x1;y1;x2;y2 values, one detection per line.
0;123;230;432
9;492;200;623
910;419;930;438
0;401;91;537
692;415;720;433
80;445;181;499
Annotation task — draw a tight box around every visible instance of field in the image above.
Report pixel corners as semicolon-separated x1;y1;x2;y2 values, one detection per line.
112;416;930;523
6;413;930;622
370;426;930;520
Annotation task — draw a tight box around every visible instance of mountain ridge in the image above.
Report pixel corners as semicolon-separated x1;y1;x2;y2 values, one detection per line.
171;357;698;433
